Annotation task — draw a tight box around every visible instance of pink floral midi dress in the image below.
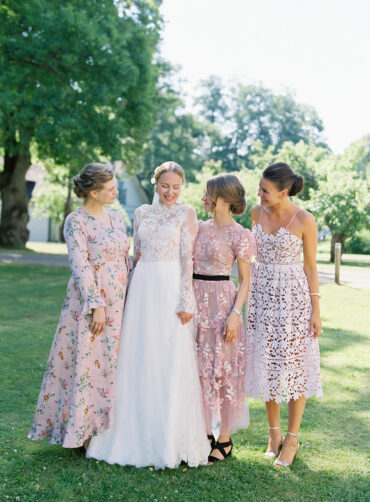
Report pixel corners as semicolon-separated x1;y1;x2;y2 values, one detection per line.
193;220;255;434
245;209;323;403
28;207;130;448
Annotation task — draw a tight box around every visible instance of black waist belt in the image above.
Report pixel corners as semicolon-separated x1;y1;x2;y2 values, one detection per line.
193;273;230;281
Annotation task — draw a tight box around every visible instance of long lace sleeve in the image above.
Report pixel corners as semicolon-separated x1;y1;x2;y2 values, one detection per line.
63;214;106;315
133;207;142;262
176;206;198;314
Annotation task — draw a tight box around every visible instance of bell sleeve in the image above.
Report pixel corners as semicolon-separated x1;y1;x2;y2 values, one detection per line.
63;213;106;315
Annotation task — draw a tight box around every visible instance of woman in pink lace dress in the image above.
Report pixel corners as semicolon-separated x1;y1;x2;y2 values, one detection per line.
246;162;323;468
193;174;255;464
28;163;130;449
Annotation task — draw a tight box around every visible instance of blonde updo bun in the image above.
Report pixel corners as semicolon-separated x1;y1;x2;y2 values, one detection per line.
206;173;247;215
72;163;115;199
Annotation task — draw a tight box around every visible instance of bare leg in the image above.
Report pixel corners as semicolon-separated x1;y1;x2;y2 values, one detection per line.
208;383;232;464
265;400;282;454
276;395;306;464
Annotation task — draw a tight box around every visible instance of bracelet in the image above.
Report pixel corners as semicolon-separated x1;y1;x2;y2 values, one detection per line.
231;308;242;317
309;293;321;297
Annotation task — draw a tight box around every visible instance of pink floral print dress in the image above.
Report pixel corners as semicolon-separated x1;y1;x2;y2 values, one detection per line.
28;207;130;448
193;220;255;434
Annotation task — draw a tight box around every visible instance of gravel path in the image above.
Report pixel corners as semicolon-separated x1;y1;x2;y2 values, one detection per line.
1;252;369;290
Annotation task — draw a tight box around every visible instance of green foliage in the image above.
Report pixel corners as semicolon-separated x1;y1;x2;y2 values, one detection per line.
341;134;370;180
0;0;162;166
344;229;370;255
137;66;210;198
1;263;369;501
196;77;327;171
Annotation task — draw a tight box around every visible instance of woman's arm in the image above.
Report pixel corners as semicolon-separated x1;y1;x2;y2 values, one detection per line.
224;260;250;343
302;213;322;338
64;214;106;335
177;206;198;324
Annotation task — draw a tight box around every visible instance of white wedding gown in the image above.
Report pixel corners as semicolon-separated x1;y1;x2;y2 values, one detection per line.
86;202;210;468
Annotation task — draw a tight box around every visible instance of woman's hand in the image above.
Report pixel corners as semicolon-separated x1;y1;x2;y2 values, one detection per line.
224;312;239;343
309;310;322;338
177;311;193;325
90;307;106;335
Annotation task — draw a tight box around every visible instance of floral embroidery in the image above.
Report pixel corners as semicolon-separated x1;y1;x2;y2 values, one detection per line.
193;220;255;433
245;224;323;403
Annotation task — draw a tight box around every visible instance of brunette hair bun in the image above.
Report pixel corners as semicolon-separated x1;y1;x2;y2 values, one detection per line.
262;162;304;197
72;163;115;199
289;174;304;196
205;173;247;215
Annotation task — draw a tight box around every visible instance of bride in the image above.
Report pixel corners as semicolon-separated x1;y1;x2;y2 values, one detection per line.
86;161;210;468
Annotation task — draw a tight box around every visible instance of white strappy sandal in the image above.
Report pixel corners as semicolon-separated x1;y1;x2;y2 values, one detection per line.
264;426;284;458
273;431;300;467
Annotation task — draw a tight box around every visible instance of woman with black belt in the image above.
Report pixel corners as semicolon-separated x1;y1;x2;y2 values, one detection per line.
192;173;255;464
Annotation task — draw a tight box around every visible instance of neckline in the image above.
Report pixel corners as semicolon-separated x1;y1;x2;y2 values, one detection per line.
79;206;114;230
255;223;302;241
209;218;235;228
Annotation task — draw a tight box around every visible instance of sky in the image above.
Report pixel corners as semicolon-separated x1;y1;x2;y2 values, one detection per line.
159;0;370;154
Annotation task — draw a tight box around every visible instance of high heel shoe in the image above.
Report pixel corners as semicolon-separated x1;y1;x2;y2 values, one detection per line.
274;432;300;468
208;438;233;464
264;426;284;458
207;434;216;450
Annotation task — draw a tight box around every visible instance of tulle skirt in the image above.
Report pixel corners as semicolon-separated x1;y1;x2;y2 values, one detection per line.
86;260;210;468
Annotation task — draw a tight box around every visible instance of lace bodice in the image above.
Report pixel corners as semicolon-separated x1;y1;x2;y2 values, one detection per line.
253;224;303;264
193;220;255;275
133;202;198;313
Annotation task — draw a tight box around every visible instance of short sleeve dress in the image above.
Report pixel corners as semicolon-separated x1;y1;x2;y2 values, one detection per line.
193;220;255;434
28;207;130;448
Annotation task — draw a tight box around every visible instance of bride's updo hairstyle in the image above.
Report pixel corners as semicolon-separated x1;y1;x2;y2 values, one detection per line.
153;161;185;185
72;163;115;199
206;173;246;215
263;162;304;197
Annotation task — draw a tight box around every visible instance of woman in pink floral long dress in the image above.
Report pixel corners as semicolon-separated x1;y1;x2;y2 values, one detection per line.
28;163;130;449
193;174;255;464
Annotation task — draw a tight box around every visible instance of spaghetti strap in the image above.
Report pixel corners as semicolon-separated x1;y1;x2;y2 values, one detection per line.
258;206;264;224
285;208;301;230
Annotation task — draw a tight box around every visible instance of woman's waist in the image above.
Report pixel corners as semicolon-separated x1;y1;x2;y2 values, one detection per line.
254;260;301;266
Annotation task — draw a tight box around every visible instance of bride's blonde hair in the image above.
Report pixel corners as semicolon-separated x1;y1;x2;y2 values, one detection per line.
153;161;185;184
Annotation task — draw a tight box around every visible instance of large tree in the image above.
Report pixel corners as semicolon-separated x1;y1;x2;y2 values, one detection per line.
196;77;327;171
137;66;209;199
0;0;161;246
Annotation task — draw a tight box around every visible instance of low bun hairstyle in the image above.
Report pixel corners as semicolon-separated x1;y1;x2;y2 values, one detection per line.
72;163;115;199
262;162;304;197
206;173;247;215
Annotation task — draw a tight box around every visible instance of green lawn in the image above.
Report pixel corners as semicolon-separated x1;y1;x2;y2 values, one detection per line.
0;264;369;501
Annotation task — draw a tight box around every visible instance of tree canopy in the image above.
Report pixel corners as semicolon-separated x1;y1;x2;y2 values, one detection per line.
0;0;162;246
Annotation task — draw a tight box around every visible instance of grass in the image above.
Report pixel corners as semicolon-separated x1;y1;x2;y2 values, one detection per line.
1;264;369;501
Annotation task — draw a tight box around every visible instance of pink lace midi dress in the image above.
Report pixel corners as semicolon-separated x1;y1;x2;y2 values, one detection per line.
193;220;255;434
28;207;130;447
245;210;323;403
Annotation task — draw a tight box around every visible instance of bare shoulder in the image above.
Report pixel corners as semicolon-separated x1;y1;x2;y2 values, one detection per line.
251;204;262;224
296;208;317;234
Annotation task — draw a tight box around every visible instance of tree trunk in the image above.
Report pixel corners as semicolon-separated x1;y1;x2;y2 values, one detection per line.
59;183;73;243
330;234;345;263
0;148;31;247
